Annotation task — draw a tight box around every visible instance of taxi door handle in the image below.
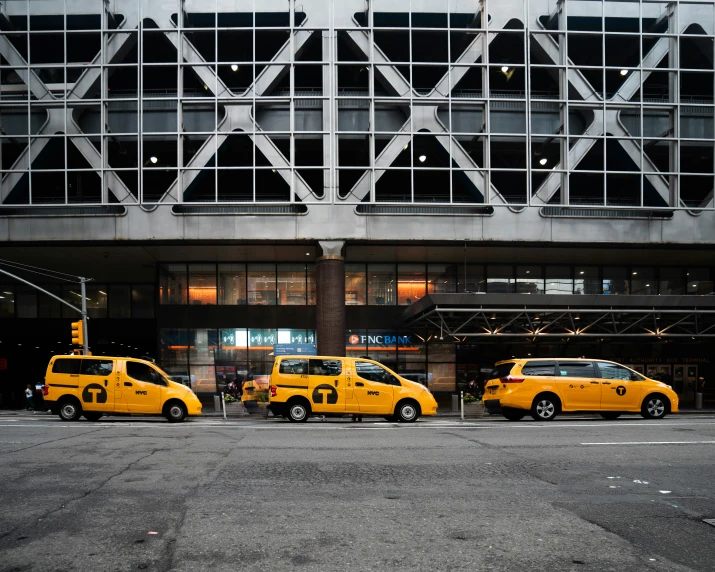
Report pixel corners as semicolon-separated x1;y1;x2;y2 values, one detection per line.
124;382;133;387
602;382;611;385
355;382;364;387
590;381;599;384
334;379;338;387
104;379;108;387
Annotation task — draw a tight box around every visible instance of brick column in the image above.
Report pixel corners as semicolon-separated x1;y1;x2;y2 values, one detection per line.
316;241;345;357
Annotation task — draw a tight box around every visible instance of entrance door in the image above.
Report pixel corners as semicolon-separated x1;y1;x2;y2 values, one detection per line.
308;358;345;414
673;366;686;396
123;361;164;413
596;361;643;411
685;365;699;407
554;361;601;410
78;358;115;413
353;361;397;414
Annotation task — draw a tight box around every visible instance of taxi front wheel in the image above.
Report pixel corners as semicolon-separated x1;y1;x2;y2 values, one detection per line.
531;394;560;421
641;394;667;420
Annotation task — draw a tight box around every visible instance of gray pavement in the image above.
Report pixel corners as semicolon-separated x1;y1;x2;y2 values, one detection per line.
1;414;715;572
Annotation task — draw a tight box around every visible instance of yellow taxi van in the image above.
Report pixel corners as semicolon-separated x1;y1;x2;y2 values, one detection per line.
267;355;438;422
483;358;679;421
43;355;202;422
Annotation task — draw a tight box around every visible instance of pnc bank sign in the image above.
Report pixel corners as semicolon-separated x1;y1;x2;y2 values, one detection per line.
347;334;413;346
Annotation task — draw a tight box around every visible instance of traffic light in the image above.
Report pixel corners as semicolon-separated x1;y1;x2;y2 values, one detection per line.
71;320;84;346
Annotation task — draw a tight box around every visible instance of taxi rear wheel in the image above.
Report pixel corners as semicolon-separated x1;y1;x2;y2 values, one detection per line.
58;398;82;422
641;394;668;419
531;393;560;421
287;400;310;422
502;408;526;421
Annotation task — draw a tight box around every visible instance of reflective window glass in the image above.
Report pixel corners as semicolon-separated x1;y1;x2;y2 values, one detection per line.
279;359;308;375
631;267;656;295
277;264;307;305
397;264;425;306
80;359;113;376
428;264;457;294
132;285;155;318
516;266;543;294
603;267;629;295
218;264;247;305
368;264;396;305
189;264;217;305
457;264;486;293
557;362;596;378
16;286;37;318
346;264;366;305
521;362;556;376
574;267;600;295
159;264;187;304
545;266;572;295
108;285;131;318
596;362;633;381
52;358;80;374
687;268;713;295
659;268;685;295
248;264;276;305
355;361;400;386
487;265;515;293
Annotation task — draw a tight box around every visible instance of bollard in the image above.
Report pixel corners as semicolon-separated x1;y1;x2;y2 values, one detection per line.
696;392;703;410
221;392;227;419
460;391;464;421
213;395;221;412
451;394;459;412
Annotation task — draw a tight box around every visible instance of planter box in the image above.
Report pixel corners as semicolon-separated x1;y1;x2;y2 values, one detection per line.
463;402;485;419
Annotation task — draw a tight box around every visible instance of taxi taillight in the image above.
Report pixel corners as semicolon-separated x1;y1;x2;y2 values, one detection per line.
42;385;49;396
500;376;525;383
270;385;277;397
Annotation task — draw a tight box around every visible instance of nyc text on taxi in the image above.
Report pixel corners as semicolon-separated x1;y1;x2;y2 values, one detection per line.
268;356;438;422
44;356;202;422
484;358;679;421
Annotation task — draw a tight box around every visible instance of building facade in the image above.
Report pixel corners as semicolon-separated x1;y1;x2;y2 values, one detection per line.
0;0;714;409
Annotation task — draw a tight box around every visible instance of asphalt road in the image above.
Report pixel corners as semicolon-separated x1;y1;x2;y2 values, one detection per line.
1;414;714;572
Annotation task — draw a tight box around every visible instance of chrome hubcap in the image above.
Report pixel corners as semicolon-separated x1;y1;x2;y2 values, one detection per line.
62;404;76;418
291;406;306;420
647;399;665;417
536;400;555;418
170;406;182;418
401;405;416;420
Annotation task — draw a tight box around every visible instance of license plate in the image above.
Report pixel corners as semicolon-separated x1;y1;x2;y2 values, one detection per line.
489;388;497;394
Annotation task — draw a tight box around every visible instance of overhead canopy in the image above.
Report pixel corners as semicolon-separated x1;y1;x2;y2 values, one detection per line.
402;294;715;340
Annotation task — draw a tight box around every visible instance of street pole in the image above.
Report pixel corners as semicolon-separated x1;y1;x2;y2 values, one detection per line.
80;277;89;356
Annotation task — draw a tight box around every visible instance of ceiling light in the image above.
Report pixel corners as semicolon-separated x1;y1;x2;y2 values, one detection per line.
620;69;628;76
525;270;530;274
306;252;310;256
539;157;548;166
403;142;409;150
632;272;637;275
490;313;496;320
98;290;106;295
150;156;158;164
501;66;509;73
418;155;427;163
231;64;238;72
579;271;584;275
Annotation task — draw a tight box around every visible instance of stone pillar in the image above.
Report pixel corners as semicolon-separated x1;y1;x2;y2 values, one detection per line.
316;241;345;357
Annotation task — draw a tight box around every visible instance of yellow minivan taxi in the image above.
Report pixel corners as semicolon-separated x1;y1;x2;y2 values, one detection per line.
483;358;679;421
44;355;202;422
268;355;438;422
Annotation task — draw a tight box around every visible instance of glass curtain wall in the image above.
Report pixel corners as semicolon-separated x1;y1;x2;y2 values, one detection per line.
1;0;712;210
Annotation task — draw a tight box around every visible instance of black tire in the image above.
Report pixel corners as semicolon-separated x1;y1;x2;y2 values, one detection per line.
384;416;397;422
641;394;668;419
502;407;526;421
531;394;560;421
395;400;420;423
287;400;310;422
83;412;103;422
164;401;187;423
600;412;621;420
58;398;82;421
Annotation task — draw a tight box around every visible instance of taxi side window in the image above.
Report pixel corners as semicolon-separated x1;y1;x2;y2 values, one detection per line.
80;359;113;376
309;359;342;376
521;362;556;376
52;359;80;374
355;362;401;386
557;362;596;378
127;362;166;386
596;362;639;381
279;359;308;375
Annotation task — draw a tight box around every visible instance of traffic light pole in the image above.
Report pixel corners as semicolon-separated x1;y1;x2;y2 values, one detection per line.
80;277;89;356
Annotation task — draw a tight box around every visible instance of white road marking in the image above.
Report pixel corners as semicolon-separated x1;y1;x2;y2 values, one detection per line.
582;441;715;445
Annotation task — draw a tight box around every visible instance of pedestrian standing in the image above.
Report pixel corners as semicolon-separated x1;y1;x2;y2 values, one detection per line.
24;384;34;411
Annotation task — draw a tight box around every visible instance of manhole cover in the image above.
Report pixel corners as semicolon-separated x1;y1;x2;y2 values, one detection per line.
703;519;715;527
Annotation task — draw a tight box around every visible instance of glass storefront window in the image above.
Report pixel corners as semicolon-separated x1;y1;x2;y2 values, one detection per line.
574;266;600;295
516;266;543;294
159;263;187;304
218;328;248;362
487;265;515;293
365;329;398;369
108;285;131;318
248;328;276;362
61;284;85;318
368;264;396;305
189;264;217;305
0;285;14;318
687;268;713;295
132;285;155;318
218;264;247;305
307;264;316;305
457;264;486;293
545;266;572;294
189;328;218;363
277;263;307;305
38;285;62;318
248;264;276;305
190;364;217;394
659;268;685;295
428;264;457;294
346;329;368;358
631;267;656;295
397;264;426;306
160;329;189;366
603;267;629;295
345;263;366;305
16;286;37;318
86;284;108;318
276;329;315;344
